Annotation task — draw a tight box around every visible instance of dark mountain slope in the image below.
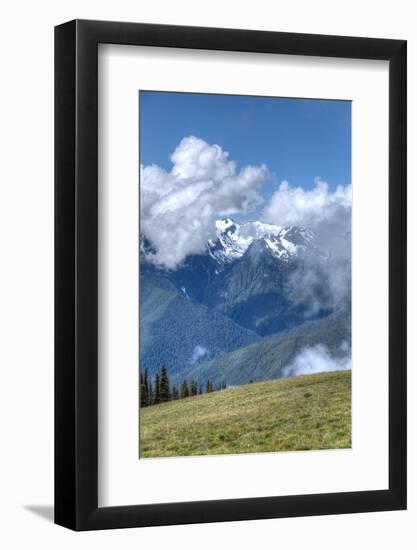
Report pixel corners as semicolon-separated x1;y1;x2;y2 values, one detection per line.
201;238;330;335
184;309;351;386
140;272;261;383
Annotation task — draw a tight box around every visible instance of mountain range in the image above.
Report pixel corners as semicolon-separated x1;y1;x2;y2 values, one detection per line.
140;217;350;386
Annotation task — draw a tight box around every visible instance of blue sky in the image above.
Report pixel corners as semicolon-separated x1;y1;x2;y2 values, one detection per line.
140;91;351;224
139;91;351;267
140;90;350;187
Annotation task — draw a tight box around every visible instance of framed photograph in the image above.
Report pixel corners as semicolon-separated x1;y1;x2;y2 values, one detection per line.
55;19;406;530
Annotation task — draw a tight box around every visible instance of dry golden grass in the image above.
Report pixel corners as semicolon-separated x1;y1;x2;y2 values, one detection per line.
139;370;351;458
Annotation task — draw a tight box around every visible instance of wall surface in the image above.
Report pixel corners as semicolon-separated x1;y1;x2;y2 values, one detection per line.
0;1;415;548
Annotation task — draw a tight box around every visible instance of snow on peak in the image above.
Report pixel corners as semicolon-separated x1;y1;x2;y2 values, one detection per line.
215;218;236;232
141;218;315;269
209;218;313;266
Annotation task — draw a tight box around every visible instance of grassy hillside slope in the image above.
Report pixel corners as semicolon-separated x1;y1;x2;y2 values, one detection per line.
140;370;351;458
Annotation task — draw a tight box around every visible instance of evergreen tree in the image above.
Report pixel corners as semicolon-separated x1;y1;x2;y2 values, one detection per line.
140;372;147;408
221;381;227;390
154;373;160;404
190;379;198;396
159;365;170;403
206;379;213;393
144;369;149;404
180;379;189;399
198;385;203;395
172;385;179;400
148;381;154;406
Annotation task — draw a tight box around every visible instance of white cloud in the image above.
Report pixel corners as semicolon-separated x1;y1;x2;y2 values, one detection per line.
141;139;352;317
262;178;352;315
141;136;268;269
262;178;351;228
282;344;351;378
190;345;210;365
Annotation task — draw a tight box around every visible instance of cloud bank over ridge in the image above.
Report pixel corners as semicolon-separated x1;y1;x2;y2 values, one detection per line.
140;136;268;269
263;179;352;315
262;178;351;228
140;136;351;280
282;343;351;377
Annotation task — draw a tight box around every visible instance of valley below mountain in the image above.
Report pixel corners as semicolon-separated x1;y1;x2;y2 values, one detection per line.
140;217;351;386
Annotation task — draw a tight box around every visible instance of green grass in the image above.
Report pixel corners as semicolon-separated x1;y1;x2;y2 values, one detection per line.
139;370;351;458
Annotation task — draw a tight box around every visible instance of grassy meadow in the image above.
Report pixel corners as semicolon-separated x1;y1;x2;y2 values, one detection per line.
139;370;351;458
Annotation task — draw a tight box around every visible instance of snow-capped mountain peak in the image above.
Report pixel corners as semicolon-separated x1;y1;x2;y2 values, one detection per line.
209;218;256;262
209;218;313;266
140;218;315;271
215;218;236;233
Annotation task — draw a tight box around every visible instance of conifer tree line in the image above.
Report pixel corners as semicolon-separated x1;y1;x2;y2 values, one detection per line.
140;365;227;407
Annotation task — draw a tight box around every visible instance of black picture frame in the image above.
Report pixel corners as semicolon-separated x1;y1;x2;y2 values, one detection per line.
55;19;407;531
